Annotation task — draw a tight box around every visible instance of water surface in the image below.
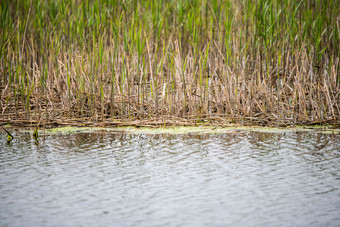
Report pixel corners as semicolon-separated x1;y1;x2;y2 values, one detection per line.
1;130;340;226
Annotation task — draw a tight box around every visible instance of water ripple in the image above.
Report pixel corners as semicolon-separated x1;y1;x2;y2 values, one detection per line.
0;131;339;226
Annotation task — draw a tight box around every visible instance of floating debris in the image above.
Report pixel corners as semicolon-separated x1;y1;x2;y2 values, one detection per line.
1;125;14;143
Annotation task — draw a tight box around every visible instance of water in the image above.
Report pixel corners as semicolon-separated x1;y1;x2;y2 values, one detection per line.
1;130;340;227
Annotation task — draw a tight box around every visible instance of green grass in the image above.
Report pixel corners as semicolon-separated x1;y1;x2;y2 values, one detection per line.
0;0;339;127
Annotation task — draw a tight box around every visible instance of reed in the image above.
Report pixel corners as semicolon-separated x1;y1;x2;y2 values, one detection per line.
0;0;339;127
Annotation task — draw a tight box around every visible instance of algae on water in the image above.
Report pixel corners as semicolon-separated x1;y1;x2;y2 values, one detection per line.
28;126;340;135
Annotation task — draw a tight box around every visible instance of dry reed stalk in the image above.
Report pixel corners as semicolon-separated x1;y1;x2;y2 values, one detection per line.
1;0;339;128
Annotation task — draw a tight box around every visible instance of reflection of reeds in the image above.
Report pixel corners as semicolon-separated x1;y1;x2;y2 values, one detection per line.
0;0;339;127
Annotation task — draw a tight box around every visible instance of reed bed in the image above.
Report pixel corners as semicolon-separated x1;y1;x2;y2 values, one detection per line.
1;0;339;127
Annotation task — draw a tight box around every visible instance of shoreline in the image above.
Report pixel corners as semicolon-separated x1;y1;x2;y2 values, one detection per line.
1;126;339;138
1;116;339;129
1;119;339;136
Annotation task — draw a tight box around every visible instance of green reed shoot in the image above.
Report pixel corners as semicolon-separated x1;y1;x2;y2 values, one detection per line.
0;0;339;126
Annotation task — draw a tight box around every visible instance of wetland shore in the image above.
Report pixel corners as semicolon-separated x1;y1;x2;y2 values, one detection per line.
1;0;339;128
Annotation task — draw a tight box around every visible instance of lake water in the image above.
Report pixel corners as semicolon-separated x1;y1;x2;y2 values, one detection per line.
1;130;340;226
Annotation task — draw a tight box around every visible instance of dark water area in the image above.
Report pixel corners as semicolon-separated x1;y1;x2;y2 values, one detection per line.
1;130;340;227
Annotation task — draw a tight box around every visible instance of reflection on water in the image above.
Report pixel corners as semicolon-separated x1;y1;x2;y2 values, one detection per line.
1;130;339;226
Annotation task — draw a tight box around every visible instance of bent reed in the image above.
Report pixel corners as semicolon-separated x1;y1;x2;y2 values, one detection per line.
0;0;339;127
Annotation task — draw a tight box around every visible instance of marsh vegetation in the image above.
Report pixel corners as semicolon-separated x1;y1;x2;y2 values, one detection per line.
0;0;339;127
